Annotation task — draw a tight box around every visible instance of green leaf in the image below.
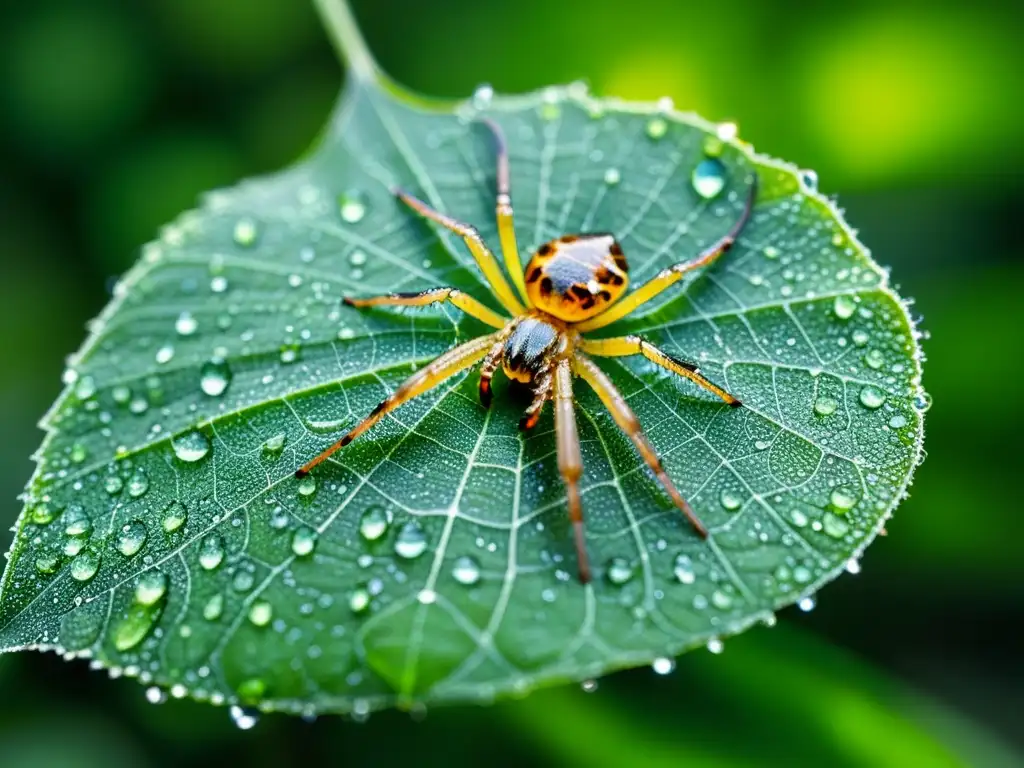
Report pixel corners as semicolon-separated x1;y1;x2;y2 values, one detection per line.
0;0;925;716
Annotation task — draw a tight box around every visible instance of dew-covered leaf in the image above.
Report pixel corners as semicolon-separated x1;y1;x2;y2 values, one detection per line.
0;2;925;717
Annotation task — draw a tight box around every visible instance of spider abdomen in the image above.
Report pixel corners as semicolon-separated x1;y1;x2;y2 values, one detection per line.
502;316;561;383
524;234;630;322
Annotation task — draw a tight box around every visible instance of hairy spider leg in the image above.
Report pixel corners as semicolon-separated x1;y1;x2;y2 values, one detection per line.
553;358;591;584
519;369;553;431
576;175;758;333
575;353;709;538
394;188;525;316
579;336;741;407
478;117;529;305
344;287;507;329
295;334;497;477
477;338;506;407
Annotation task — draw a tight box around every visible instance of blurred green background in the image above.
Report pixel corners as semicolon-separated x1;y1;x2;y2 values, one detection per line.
1;0;1021;765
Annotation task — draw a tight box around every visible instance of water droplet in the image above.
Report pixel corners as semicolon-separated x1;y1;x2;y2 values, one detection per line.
645;117;668;139
359;506;391;541
199;358;232;397
706;637;725;654
829;487;857;513
888;413;908;429
763;245;779;259
864;349;885;370
117;521;148;557
233;218;258;246
146;686;167;705
349;587;371;613
175;311;198;336
452;555;481;585
822;512;850;538
673;554;696;584
348;249;367;267
603;168;620;186
814;397;838;417
652;656;675;675
297;474;317;498
237;678;266;702
417;588;437;605
845;558;862;575
64;507;92;537
135;570;168;605
394;521;427;559
203;593;224;621
210;275;228;293
262;433;286;457
580;679;598;693
248;600;273;627
801;170;819;190
35;553;60;574
833;295;856;320
711;589;733;609
127;468;149;498
339;191;367;223
74;375;97;400
852;330;869;347
719;489;742;512
230;705;260;730
472;83;494;108
691;158;727;199
161;501;187;533
606;557;634;585
798;595;817;612
913;391;933;412
199;534;225;570
113;385;132;405
291;526;317;557
70;442;87;463
30;503;56;525
104;476;123;495
859;385;886;409
172;431;210;462
716;122;738;141
70;551;100;582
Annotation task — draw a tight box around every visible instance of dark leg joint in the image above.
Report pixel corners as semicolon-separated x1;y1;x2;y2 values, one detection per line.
294;468;309;478
342;297;356;306
519;412;540;431
729;398;743;408
479;378;492;408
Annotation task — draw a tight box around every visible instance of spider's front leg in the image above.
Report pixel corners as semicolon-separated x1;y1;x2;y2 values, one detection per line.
344;287;507;329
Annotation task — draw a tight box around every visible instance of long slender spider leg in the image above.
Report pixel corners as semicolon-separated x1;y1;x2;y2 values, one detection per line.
519;369;553;431
575;353;708;538
552;358;591;584
576;174;758;332
295;334;496;477
478;339;506;407
477;117;529;305
578;336;741;407
393;187;525;316
344;287;507;329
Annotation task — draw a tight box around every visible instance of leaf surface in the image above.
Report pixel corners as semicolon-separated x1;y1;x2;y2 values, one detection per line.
0;8;926;715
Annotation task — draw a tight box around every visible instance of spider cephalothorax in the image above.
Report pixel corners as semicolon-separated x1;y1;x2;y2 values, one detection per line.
297;117;757;584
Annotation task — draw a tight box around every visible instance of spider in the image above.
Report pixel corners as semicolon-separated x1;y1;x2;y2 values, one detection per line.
297;118;757;584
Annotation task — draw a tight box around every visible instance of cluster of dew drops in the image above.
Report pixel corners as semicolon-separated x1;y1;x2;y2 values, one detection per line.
37;82;931;730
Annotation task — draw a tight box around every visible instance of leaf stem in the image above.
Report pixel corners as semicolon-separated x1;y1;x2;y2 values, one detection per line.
313;0;379;82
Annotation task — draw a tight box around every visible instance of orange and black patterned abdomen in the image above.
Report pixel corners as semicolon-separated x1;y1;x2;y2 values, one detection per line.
524;234;630;322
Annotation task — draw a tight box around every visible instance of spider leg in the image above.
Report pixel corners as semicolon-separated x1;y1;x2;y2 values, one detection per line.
575;353;708;538
576;175;758;332
478;118;529;305
394;187;525;316
478;339;506;407
295;334;496;477
344;287;507;329
519;369;553;431
579;336;741;406
552;358;592;584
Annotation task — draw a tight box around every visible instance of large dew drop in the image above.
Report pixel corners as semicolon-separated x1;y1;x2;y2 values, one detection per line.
338;191;367;223
451;555;481;586
199;534;226;570
199;358;232;397
606;557;634;585
116;521;148;557
172;431;211;462
359;506;391;541
394;521;427;559
291;526;317;557
691;158;727;200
